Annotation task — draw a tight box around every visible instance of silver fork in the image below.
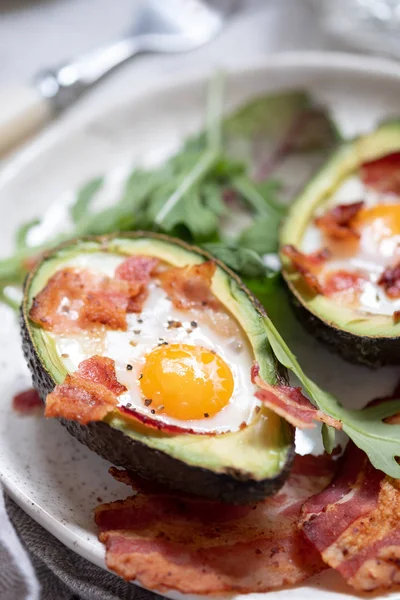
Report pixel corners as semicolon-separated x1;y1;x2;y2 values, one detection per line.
0;0;235;156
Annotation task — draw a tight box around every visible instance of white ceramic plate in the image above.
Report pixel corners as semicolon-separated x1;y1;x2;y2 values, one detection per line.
1;52;400;600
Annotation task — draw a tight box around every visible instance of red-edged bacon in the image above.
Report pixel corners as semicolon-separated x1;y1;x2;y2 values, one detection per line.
314;201;364;240
115;256;159;313
361;151;400;195
115;256;159;284
12;388;43;415
45;356;126;425
322;269;366;297
45;375;118;424
117;406;215;436
322;269;367;308
94;453;335;594
29;268;142;333
159;261;221;311
378;262;400;299
251;364;341;430
281;245;330;294
300;442;400;593
76;356;127;396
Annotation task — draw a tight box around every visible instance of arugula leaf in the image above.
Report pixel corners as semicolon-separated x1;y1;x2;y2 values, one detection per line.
161;185;221;241
153;149;219;230
223;92;340;182
342;403;400;477
203;243;270;278
243;274;281;307
227;176;285;255
70;176;104;224
233;174;283;218
202;183;227;217
321;423;336;454
153;72;224;231
239;214;282;255
14;219;40;250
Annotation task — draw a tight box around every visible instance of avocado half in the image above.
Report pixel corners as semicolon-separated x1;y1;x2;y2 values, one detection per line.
280;120;400;367
21;232;294;504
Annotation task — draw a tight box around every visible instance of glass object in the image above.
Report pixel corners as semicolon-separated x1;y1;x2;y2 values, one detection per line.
315;0;400;57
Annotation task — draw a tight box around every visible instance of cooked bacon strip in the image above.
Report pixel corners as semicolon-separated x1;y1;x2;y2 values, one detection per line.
315;201;364;240
322;269;366;297
94;453;335;594
115;256;159;313
300;441;400;593
159;261;221;311
79;291;128;331
378;262;400;299
281;245;330;294
251;364;341;430
45;375;118;424
12;388;43;415
361;151;400;195
45;356;126;425
118;406;216;436
115;256;159;283
76;356;127;396
29;268;142;333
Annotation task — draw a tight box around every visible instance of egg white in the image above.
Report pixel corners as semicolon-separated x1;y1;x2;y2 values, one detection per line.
301;175;400;316
49;256;259;433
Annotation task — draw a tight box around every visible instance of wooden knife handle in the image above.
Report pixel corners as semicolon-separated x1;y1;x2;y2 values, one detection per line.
0;85;52;157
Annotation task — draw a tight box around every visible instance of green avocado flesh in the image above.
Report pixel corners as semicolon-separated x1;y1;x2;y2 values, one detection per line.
21;233;293;503
280;120;400;366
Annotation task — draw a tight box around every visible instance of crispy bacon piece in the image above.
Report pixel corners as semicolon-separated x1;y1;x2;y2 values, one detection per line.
115;256;159;283
115;256;159;313
322;269;366;302
361;151;400;195
159;261;221;311
251;364;341;430
300;442;400;593
378;262;400;299
94;453;335;594
29;268;142;333
12;388;43;415
315;201;364;240
45;356;126;425
45;375;118;424
281;245;330;294
76;356;127;396
79;292;128;331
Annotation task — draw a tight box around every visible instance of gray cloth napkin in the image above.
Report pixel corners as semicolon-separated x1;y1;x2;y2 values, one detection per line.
1;489;159;600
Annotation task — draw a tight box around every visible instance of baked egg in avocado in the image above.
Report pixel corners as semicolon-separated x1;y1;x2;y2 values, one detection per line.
21;233;293;503
281;120;400;367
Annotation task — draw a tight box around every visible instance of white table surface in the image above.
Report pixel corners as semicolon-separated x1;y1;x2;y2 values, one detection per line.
0;0;332;130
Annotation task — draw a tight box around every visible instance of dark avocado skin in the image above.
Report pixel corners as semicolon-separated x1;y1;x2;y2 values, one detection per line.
285;284;400;368
20;232;294;505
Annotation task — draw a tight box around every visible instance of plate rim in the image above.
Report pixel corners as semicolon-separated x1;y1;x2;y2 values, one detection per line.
2;49;400;597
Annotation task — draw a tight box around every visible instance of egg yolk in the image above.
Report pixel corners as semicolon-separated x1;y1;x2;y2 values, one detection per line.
353;204;400;237
139;343;234;420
